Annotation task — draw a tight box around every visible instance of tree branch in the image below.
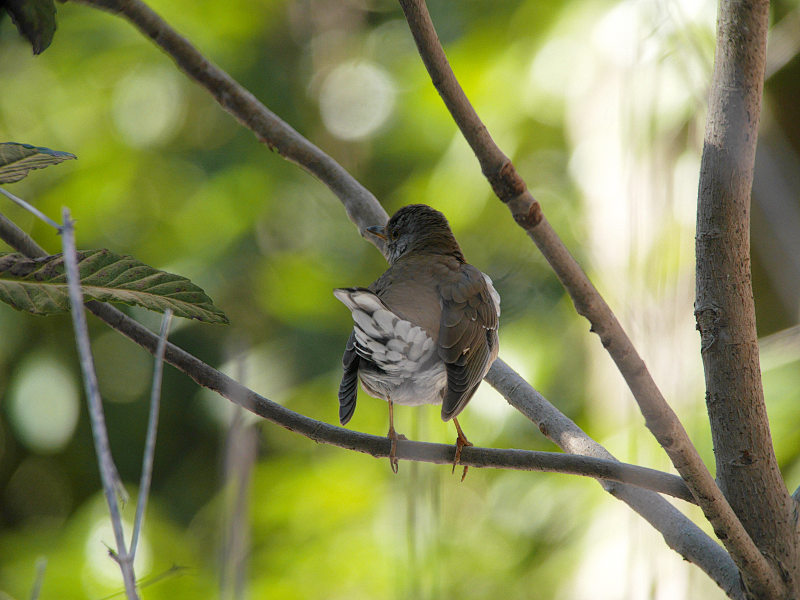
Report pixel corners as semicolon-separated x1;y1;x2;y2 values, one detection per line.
130;309;172;558
697;0;798;595
395;0;783;595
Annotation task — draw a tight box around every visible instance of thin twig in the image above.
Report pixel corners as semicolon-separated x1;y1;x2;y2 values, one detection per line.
219;351;256;600
97;565;190;600
0;195;130;506
130;309;173;558
0;187;62;230
60;208;139;600
395;0;780;594
219;413;257;600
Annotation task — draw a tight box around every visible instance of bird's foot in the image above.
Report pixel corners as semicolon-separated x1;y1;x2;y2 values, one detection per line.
452;420;473;482
387;427;408;474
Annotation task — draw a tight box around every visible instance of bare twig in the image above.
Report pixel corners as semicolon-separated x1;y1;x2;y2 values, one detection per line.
219;353;257;600
60;208;139;600
130;309;173;558
0;187;61;230
395;0;781;595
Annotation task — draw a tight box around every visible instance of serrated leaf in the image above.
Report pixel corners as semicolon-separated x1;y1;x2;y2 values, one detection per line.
0;142;76;183
4;0;57;54
0;250;229;323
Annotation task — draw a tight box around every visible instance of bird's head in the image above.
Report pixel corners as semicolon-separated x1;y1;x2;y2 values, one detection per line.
366;204;464;265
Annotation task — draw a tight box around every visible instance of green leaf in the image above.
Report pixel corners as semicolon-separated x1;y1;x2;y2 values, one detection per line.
0;250;230;323
0;142;76;183
3;0;57;54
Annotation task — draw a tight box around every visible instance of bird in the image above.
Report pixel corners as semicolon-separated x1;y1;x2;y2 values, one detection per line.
334;204;500;479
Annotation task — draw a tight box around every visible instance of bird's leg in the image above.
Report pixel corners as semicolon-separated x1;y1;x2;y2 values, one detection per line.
387;399;407;474
452;417;473;481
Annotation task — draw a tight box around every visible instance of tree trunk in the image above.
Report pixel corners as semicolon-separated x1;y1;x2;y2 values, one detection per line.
696;0;798;596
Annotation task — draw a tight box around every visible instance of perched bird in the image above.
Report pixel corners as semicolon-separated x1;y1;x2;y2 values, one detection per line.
334;204;500;478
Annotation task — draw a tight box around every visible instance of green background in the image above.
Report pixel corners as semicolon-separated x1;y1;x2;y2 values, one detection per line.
1;0;800;598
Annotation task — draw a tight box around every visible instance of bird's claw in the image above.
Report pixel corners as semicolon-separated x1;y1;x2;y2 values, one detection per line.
388;429;407;474
453;433;473;482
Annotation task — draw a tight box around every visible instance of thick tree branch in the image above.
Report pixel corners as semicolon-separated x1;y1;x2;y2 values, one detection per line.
697;0;798;595
396;1;783;596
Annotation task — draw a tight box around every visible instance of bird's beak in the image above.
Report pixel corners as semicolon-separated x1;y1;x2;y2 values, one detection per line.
365;225;387;240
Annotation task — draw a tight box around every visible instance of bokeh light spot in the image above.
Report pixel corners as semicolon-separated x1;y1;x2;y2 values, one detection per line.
318;60;395;141
112;66;185;147
6;353;80;453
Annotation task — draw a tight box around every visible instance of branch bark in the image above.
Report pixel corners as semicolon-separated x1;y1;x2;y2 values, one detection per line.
395;1;785;596
697;0;798;595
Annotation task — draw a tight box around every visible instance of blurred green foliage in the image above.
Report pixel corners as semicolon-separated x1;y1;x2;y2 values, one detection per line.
0;0;799;598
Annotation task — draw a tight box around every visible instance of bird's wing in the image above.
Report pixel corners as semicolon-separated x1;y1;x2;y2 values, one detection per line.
334;286;437;387
338;330;360;425
438;266;500;421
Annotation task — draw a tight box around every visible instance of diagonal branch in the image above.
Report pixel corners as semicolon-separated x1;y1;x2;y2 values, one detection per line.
395;1;784;596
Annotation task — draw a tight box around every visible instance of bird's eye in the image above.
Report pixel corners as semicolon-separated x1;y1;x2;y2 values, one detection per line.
390;230;399;241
